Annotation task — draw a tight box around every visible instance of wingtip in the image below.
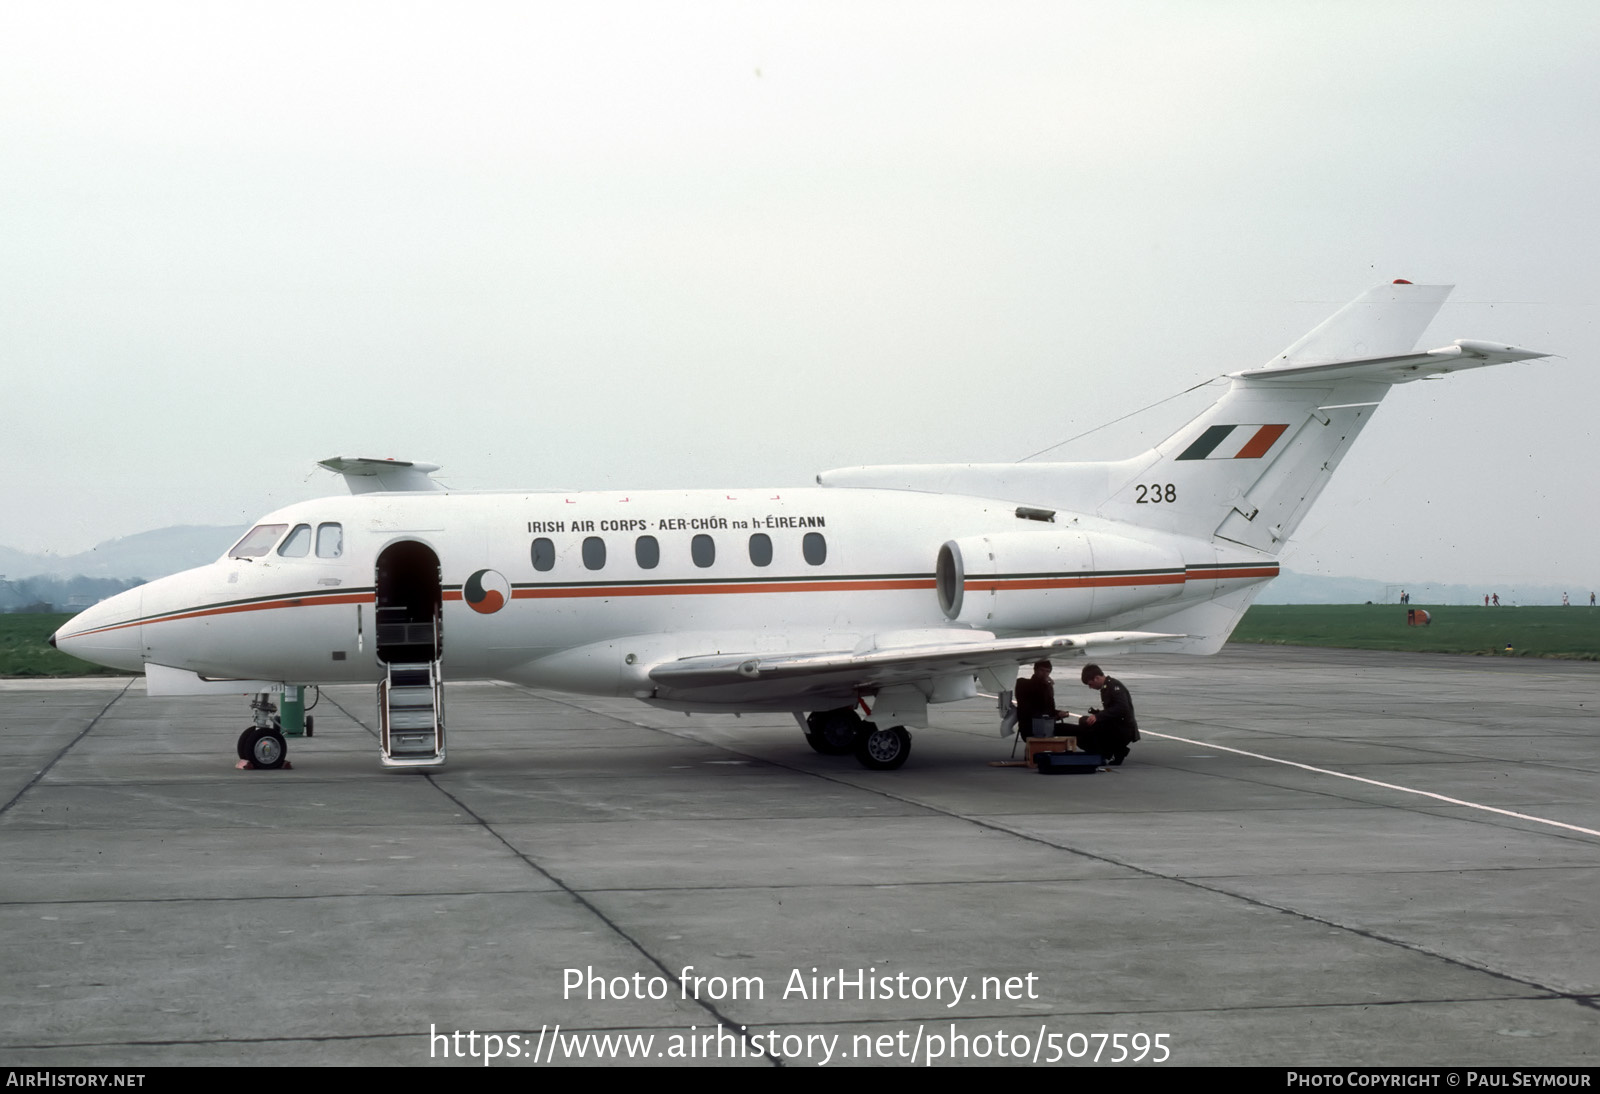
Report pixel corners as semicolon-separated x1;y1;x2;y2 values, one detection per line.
1453;340;1552;362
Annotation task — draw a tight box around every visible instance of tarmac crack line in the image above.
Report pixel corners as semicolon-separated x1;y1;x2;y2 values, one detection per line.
1;1022;708;1053
0;679;132;818
964;811;1592;1010
318;690;783;1068
4;992;1567;1052
339;687;1597;1024
532;696;1593;1014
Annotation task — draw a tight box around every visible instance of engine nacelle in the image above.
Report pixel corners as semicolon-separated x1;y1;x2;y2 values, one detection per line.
936;529;1186;630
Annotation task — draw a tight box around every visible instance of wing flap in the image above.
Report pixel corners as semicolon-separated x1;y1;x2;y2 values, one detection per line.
647;630;1182;692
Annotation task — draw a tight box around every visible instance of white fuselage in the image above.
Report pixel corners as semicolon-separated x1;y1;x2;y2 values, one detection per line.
55;484;1276;709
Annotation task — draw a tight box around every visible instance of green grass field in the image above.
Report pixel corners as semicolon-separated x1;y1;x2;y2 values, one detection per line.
1230;604;1600;660
0;613;136;677
3;604;1597;677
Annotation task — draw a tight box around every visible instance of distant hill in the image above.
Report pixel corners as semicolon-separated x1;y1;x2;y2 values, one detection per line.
0;525;248;582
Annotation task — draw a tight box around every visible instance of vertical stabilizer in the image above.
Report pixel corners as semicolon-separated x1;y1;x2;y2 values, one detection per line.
1089;282;1548;553
1094;369;1393;552
820;282;1547;560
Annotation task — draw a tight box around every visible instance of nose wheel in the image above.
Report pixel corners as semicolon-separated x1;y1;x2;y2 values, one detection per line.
238;727;287;769
234;691;294;769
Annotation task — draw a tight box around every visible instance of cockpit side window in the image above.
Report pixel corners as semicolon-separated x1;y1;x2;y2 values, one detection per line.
315;523;343;558
278;525;312;557
229;524;288;558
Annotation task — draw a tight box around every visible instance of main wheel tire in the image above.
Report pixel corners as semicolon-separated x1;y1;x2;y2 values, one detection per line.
854;723;912;770
236;727;255;760
304;715;315;738
246;728;287;770
804;708;862;755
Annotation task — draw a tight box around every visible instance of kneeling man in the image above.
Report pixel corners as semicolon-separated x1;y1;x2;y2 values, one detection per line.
1076;663;1139;766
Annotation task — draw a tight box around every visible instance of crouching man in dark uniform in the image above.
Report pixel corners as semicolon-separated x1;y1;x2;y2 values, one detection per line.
1013;660;1069;738
1076;663;1139;766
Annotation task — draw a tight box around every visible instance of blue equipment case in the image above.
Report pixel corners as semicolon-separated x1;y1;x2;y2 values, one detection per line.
1035;751;1104;774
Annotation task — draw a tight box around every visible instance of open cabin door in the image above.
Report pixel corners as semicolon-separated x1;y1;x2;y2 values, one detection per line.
374;541;445;767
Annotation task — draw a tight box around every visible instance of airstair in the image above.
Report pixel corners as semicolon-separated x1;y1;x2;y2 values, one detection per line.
373;541;446;769
376;610;446;767
379;659;445;767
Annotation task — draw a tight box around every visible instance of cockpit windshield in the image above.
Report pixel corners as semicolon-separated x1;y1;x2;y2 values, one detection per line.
229;524;288;558
278;525;312;557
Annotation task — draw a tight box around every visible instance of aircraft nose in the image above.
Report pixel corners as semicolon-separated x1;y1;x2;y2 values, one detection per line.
53;586;145;672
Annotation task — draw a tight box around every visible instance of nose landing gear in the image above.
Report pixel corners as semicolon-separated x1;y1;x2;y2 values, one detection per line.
239;726;287;769
234;692;297;770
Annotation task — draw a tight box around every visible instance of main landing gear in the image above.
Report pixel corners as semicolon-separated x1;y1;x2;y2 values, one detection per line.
803;707;913;770
854;723;912;771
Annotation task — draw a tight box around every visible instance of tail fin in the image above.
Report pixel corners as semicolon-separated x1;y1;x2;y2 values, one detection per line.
820;282;1549;557
1092;283;1547;552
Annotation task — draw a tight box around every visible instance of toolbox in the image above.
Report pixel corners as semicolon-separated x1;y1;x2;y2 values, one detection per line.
1035;751;1104;774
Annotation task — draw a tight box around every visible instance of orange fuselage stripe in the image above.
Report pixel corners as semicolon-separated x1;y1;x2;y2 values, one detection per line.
508;578;936;599
69;565;1277;638
968;574;1187;592
60;592;375;640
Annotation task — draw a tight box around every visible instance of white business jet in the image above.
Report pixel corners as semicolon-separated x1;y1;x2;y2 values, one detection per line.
52;282;1548;772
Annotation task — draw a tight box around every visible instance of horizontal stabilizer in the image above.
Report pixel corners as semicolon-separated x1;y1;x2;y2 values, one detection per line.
318;457;444;494
1234;340;1549;385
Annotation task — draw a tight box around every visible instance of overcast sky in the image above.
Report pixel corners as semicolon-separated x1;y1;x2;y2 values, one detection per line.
3;1;1595;587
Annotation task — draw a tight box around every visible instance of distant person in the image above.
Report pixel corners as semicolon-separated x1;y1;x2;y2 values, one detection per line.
1591;592;1595;607
1562;592;1570;606
1485;594;1490;607
1076;664;1139;766
1013;661;1069;739
1493;593;1500;607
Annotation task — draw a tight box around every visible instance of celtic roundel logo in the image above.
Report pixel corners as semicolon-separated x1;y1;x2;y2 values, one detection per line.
464;569;510;614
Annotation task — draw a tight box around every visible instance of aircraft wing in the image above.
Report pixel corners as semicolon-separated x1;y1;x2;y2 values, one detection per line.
647;629;1180;697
